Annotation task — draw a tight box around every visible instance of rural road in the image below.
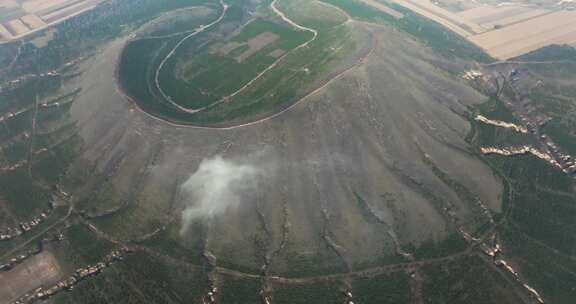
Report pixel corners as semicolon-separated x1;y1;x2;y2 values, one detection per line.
153;0;321;115
120;0;377;130
154;0;230;114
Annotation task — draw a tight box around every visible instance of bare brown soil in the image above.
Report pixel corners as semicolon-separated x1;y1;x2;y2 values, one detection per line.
0;251;62;303
469;10;576;59
381;0;576;59
237;32;280;62
0;0;103;42
20;14;46;29
268;48;286;58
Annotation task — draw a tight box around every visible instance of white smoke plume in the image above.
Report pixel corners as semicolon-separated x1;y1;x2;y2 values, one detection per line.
179;154;267;235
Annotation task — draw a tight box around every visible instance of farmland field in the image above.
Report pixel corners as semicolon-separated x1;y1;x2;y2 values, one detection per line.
0;0;105;42
118;0;357;127
0;251;62;303
158;19;312;110
355;0;576;60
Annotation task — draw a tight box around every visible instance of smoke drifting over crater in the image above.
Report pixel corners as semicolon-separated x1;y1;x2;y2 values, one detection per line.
179;154;267;235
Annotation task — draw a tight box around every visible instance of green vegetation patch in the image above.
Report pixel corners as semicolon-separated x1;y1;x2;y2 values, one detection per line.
2;139;28;163
62;224;116;265
53;251;208;304
194;23;354;126
501;225;576;304
3;0;214;81
407;233;467;260
544;121;576;154
351;272;410;304
0;167;51;219
513;44;576;62
271;236;349;277
217;275;262;304
138;5;220;38
271;280;343;304
277;0;348;31
139;223;206;266
477;97;518;123
421;255;524;304
468;95;576;303
160;19;311;109
322;0;493;63
471;108;576;255
471;96;538;150
32;133;82;183
118;0;358;126
323;0;395;22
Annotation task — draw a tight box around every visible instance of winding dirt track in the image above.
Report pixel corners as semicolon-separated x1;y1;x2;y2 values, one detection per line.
119;0;374;130
153;0;320;115
122;29;376;131
79;208;483;286
195;0;320;112
153;0;229;114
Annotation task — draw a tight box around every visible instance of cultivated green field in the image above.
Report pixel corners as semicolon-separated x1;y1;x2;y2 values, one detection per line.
159;19;312;109
118;0;357;126
322;0;493;63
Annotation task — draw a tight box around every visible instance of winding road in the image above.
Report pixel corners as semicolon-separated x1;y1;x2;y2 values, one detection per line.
153;0;230;114
120;0;375;130
195;0;320;112
153;0;320;115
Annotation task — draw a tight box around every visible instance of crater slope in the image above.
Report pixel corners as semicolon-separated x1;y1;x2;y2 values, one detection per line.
70;14;502;276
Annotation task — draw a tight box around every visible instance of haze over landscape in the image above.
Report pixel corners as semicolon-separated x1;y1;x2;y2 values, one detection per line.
0;0;576;303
